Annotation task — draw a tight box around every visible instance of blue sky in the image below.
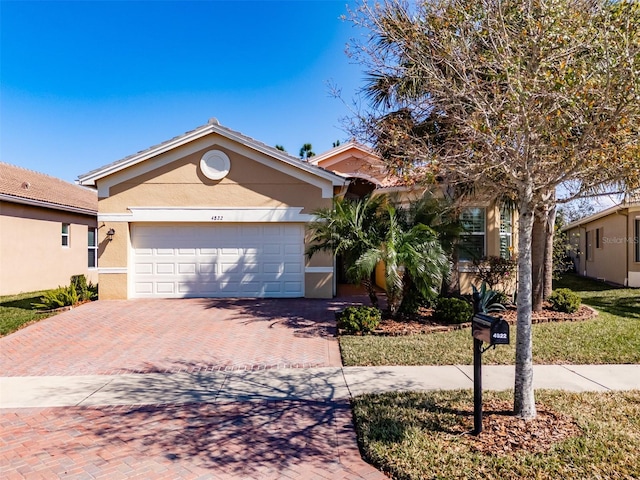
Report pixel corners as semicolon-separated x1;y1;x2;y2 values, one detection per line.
1;0;365;183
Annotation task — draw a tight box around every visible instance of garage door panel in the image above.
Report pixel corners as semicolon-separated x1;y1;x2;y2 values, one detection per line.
284;263;301;274
199;263;217;274
156;263;175;274
135;282;154;294
156;283;175;294
178;263;196;274
284;281;303;294
131;224;304;298
136;263;153;275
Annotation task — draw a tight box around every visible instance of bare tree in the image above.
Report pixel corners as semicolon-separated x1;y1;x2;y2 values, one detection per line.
347;0;640;419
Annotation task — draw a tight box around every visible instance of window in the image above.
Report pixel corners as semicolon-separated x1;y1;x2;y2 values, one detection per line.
596;228;601;249
499;207;513;259
62;223;70;247
88;227;98;268
459;207;486;261
635;219;640;263
585;230;593;261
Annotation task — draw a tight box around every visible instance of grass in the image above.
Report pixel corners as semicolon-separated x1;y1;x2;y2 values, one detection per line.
340;274;640;366
352;389;640;480
0;291;55;336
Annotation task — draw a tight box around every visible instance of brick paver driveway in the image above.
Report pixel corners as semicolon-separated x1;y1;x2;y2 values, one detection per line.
1;298;347;376
1;297;386;479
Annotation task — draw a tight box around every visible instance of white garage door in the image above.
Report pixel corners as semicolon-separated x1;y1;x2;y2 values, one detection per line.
131;224;304;298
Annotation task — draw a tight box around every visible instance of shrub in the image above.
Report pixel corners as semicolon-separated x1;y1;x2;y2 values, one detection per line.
32;284;78;310
472;255;517;291
69;274;99;302
548;288;581;313
337;306;381;334
71;274;89;302
434;297;473;324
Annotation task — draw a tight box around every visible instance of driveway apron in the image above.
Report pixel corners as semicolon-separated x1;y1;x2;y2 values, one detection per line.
1;297;386;479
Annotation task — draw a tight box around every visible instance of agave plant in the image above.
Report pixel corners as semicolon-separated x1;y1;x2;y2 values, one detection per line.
472;282;506;314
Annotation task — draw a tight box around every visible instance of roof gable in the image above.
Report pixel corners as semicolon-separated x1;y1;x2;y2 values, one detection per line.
78;119;346;194
0;162;97;215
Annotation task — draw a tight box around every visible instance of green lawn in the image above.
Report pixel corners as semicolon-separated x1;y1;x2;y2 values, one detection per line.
0;291;55;336
340;274;640;366
352;389;640;480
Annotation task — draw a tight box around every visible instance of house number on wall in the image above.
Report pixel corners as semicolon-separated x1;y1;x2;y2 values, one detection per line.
211;216;224;221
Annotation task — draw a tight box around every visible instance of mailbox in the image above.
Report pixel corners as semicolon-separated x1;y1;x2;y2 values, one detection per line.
472;313;510;345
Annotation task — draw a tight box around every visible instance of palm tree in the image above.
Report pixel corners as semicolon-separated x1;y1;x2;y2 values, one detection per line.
352;204;449;317
306;195;385;306
299;143;315;160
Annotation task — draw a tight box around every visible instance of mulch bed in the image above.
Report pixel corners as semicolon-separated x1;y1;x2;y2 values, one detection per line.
372;304;597;336
454;399;583;455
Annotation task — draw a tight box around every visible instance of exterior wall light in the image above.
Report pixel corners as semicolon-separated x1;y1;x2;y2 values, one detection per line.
106;228;116;241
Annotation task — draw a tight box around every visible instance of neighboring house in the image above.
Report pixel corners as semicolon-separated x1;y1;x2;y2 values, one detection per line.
563;200;640;287
0;163;98;296
77;119;347;300
312;141;517;294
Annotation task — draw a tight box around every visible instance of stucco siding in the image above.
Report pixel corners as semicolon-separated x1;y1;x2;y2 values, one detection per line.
98;273;129;300
304;272;333;299
100;145;329;214
0;201;97;295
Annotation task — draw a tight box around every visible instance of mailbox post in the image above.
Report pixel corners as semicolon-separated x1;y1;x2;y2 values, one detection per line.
471;301;510;435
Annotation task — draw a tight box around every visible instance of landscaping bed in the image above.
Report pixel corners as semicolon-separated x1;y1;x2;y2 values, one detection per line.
370;303;597;336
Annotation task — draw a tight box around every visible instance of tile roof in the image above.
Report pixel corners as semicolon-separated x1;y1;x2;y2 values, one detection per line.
0;162;97;214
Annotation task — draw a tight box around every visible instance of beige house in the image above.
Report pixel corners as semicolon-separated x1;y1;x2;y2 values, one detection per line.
77;119;347;300
0;163;98;296
310;142;516;294
563;200;640;287
77;120;516;300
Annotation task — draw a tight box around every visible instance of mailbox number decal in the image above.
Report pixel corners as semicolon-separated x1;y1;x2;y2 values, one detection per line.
493;333;508;339
211;216;224;221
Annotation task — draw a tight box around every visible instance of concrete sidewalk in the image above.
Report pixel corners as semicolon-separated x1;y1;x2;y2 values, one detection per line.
3;364;639;409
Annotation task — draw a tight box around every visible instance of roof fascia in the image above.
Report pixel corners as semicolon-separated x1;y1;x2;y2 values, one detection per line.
94;134;345;199
79;122;346;188
311;143;380;169
561;202;637;231
0;193;96;216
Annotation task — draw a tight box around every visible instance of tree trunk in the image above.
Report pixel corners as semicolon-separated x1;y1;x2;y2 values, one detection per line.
443;247;460;296
543;204;557;300
361;277;379;308
531;212;546;312
514;193;537;420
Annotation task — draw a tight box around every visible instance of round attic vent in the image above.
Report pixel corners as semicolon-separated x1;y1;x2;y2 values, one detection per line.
200;150;230;180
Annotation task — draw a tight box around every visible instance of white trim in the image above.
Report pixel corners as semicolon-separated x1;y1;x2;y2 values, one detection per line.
95;136;216;197
310;141;376;166
88;226;98;268
213;137;339;198
562;201;640;231
78;121;347;196
98;207;314;223
99;267;127;274
305;267;334;274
